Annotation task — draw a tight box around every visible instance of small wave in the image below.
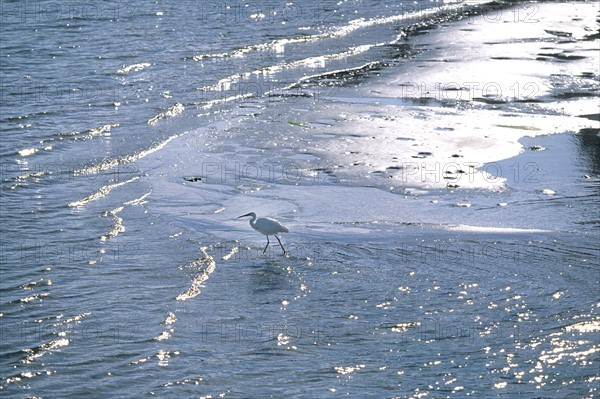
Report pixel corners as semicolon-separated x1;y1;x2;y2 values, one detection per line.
334;364;366;375
20;292;50;303
68;177;140;207
201;93;254;109
3;370;45;386
147;103;184;125
154;331;171;341
21;338;69;364
63;123;119;141
17;148;38;157
176;247;216;301
222;246;239;261
188;2;467;63
197;46;379;107
290;61;381;88
73;134;180;176
162;312;177;325
99;191;151;241
100;206;125;241
10;124;119;179
124;191;152;206
261;44;377;81
565;320;600;333
117;62;152;74
190;37;314;61
156;349;175;366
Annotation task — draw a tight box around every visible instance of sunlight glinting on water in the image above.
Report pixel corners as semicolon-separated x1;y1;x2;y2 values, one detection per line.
1;0;598;397
176;247;217;301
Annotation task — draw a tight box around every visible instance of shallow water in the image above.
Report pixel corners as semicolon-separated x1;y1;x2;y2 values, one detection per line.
1;1;599;398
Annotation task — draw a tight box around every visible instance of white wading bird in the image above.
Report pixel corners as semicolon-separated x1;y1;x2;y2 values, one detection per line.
237;212;289;255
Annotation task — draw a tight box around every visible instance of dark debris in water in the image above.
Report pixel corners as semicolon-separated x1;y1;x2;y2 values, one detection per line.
554;92;597;100
578;113;600;122
544;29;573;38
583;31;600;41
515;99;543;103
412;151;433;159
538;52;586;61
473;97;507;104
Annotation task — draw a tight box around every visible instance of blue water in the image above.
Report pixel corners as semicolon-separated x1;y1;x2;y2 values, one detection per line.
1;1;599;397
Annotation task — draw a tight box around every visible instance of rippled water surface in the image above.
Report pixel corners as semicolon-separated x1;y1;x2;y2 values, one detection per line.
1;0;599;397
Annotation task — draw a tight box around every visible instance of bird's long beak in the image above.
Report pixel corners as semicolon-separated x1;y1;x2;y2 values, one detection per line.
237;213;253;219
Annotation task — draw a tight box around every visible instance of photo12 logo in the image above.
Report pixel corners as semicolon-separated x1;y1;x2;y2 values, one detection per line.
395;240;544;265
198;161;337;184
1;161;141;186
1;80;137;106
0;2;137;23
193;320;339;345
398;81;540;102
394;320;541;344
196;1;339;24
1;241;140;266
398;161;539;184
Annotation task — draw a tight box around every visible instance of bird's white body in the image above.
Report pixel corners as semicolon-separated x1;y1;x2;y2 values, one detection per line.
238;212;289;254
251;216;289;236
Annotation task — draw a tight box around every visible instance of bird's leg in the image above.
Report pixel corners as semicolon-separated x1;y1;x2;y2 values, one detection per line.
263;235;270;254
274;235;286;255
